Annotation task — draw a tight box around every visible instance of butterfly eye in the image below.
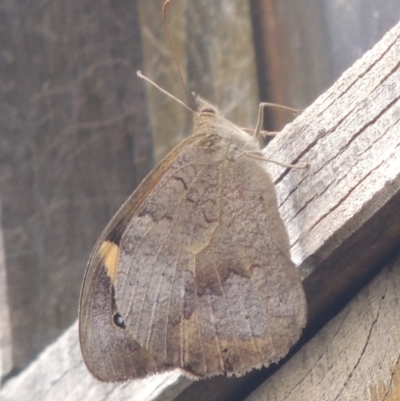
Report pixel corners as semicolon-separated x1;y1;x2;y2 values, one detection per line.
200;107;216;114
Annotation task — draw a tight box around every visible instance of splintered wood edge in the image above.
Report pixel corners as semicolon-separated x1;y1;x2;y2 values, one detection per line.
2;17;400;401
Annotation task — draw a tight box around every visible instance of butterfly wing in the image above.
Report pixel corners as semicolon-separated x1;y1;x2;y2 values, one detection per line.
79;250;160;381
79;134;205;381
112;129;306;378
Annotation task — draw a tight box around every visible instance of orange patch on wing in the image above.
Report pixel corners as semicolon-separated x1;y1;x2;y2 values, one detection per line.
99;241;120;284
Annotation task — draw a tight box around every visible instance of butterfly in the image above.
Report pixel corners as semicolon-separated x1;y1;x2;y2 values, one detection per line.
78;91;307;382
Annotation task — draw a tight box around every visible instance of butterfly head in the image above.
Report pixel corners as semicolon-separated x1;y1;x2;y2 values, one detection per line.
195;95;222;117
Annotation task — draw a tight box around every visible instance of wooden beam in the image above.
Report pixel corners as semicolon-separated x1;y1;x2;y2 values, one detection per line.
269;18;400;323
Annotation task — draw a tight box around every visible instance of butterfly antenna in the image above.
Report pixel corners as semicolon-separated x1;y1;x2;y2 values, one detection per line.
163;0;191;105
137;71;192;113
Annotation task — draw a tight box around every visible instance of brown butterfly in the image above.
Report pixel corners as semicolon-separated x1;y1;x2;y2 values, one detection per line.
79;89;307;381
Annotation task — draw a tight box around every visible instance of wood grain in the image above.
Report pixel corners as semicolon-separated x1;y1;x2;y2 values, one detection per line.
266;17;400;322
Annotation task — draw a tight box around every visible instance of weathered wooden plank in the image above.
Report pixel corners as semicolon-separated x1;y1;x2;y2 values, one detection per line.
267;17;400;321
245;251;400;401
1;8;399;401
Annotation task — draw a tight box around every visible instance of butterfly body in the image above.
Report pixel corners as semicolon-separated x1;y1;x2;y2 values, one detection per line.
79;99;306;381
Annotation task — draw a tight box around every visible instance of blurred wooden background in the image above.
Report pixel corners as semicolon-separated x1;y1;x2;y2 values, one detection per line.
1;0;400;396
